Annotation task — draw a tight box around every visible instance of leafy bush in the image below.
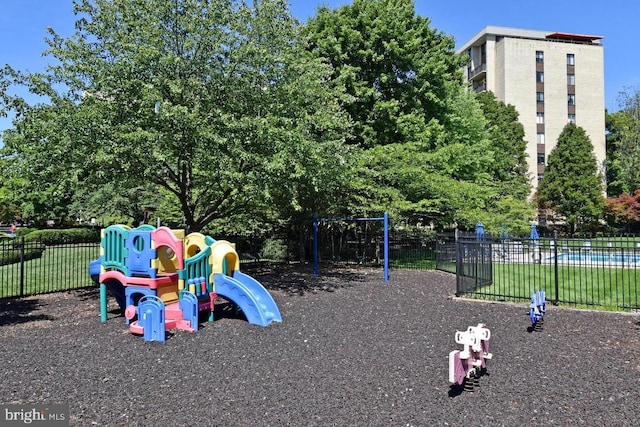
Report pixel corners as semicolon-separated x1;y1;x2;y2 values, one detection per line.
14;227;37;237
23;228;101;245
0;241;46;266
261;238;288;262
392;227;437;244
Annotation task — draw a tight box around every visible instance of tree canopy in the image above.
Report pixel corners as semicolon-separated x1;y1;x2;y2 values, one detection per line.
605;86;640;197
1;0;535;236
475;91;530;200
0;0;351;232
537;123;604;233
302;0;533;232
304;0;465;149
604;189;640;232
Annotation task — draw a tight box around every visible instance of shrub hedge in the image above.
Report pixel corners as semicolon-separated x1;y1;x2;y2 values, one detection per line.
0;241;46;266
14;227;38;237
23;228;101;245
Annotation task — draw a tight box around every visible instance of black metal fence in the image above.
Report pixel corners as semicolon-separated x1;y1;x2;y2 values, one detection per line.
0;237;100;298
456;233;493;294
0;228;441;299
312;222;437;270
313;221;384;266
434;233;456;274
388;231;437;270
5;229;639;312
450;233;640;312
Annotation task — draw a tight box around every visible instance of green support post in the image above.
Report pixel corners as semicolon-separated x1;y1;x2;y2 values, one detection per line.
100;282;108;322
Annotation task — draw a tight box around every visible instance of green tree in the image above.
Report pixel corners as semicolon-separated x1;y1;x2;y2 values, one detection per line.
304;0;514;230
605;87;640;196
0;0;351;232
0;153;75;226
0;190;22;225
476;91;530;199
477;196;535;237
537;123;604;234
0;164;22;224
346;87;501;230
304;0;466;149
70;183;161;227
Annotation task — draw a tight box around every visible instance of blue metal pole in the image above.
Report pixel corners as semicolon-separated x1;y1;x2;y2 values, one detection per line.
383;212;389;282
313;215;318;276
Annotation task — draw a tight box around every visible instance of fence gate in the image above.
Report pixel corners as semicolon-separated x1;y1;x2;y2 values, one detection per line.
456;235;493;295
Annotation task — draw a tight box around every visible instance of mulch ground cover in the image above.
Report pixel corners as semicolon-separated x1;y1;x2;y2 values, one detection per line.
1;266;638;426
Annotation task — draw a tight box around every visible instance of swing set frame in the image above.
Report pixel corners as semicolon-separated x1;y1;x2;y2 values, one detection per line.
312;212;389;282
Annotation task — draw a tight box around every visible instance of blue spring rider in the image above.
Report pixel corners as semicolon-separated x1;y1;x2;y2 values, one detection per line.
530;290;546;331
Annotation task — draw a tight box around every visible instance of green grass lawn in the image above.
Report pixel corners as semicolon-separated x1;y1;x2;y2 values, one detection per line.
391;257;436;270
471;263;640;311
390;247;437;270
0;244;100;298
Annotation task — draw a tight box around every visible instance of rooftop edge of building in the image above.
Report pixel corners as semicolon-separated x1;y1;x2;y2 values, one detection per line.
457;25;603;53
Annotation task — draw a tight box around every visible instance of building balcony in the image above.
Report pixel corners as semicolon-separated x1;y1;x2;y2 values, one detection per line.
472;81;486;93
468;63;486;80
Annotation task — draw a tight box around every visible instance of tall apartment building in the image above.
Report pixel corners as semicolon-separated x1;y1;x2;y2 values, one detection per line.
458;26;605;200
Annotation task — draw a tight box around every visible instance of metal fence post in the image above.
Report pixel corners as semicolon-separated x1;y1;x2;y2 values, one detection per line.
19;237;25;297
455;229;461;296
313;215;318;276
383;212;389;282
553;230;559;305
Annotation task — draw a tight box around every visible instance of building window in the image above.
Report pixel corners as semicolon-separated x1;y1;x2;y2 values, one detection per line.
568;114;576;123
538;173;544;183
536;71;544;83
568;94;576;105
536;51;544;62
537;153;545;165
537;92;545;103
537;133;545;145
567;74;575;85
536;112;545;124
567;54;575;65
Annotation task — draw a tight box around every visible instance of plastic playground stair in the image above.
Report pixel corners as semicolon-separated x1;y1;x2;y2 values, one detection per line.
129;305;195;335
165;302;195;332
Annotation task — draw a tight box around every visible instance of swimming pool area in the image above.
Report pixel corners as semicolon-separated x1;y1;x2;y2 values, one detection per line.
487;240;640;268
552;251;640;264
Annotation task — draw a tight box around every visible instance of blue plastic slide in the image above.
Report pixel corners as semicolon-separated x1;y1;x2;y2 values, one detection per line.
214;271;282;326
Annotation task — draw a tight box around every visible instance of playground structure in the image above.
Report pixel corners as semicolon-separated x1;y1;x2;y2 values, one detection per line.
448;323;492;392
530;290;546;331
90;224;281;342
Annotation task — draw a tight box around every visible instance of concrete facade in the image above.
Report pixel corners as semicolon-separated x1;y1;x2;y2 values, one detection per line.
458;26;605;198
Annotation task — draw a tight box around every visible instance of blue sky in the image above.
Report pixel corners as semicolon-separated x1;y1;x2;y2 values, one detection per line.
1;0;637;134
